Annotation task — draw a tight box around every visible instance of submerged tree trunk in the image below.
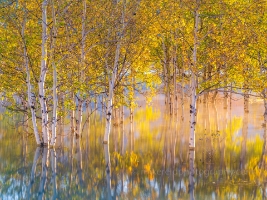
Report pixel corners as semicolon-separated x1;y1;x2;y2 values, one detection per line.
76;0;87;138
189;0;200;193
103;77;116;143
76;97;83;137
71;93;76;136
51;0;58;146
189;0;199;152
39;0;49;145
240;108;248;170
244;90;249;113
103;0;125;143
162;39;172;115
223;87;228;109
22;6;41;145
121;105;125;155
76;139;84;185
130;107;134;151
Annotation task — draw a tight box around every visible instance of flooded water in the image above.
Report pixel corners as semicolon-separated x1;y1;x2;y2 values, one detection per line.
0;95;267;199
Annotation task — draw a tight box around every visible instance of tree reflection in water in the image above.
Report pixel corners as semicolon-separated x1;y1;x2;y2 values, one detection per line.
1;99;267;199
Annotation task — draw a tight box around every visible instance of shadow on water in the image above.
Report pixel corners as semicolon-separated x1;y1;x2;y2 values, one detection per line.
1;95;267;199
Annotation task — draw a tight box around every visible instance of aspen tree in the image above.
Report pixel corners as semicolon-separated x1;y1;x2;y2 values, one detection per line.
38;0;49;145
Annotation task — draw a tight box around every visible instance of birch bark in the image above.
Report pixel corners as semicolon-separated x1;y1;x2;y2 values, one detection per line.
75;0;87;138
189;0;200;151
22;6;41;145
51;0;58;146
103;0;125;143
189;0;200;192
39;0;49;145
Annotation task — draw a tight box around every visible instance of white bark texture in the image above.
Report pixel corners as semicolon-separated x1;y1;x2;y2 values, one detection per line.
189;0;200;151
103;0;126;143
22;10;41;145
76;0;87;138
39;0;49;145
189;1;200;195
51;0;58;146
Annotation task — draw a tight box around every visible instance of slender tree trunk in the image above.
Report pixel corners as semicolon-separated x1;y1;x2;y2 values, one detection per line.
220;101;227;178
173;49;178;116
121;105;125;155
22;7;41;145
244;87;249;113
189;0;200;193
162;39;172;115
76;0;87;138
86;99;91;153
240;109;248;170
230;83;233;110
76;97;83;137
71;93;75;135
189;0;199;151
180;66;185;121
51;0;58;146
103;79;115;143
223;86;228;109
103;2;124;143
39;0;49;145
130;106;134;151
76;139;84;185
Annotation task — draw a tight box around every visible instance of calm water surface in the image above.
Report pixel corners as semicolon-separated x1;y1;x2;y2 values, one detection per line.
0;95;266;199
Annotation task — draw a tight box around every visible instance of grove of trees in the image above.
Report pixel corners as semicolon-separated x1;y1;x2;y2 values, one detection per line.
1;0;267;149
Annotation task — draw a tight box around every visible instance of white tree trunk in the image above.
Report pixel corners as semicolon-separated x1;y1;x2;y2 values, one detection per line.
121;105;125;155
103;36;121;143
76;0;87;138
103;0;125;143
189;0;200;192
71;93;76;135
51;0;58;146
240;109;248;170
103;80;115;143
22;10;41;145
189;0;200;151
76;97;83;137
39;0;49;145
